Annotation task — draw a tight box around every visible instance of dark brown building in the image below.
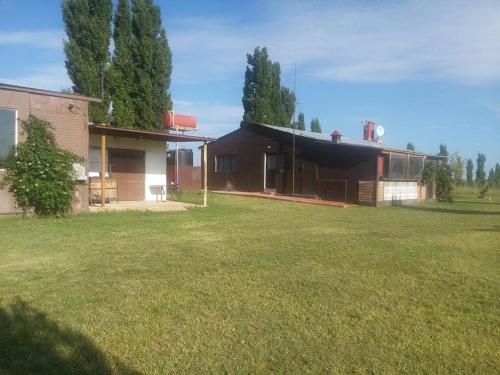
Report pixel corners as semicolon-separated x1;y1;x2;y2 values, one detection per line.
206;122;437;205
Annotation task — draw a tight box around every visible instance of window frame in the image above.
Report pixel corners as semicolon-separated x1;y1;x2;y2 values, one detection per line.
214;154;237;173
0;108;18;171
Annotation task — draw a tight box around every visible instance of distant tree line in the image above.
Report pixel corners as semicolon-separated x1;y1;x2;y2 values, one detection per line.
63;0;172;130
421;142;499;201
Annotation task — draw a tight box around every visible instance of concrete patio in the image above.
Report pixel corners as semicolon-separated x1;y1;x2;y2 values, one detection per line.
89;200;198;213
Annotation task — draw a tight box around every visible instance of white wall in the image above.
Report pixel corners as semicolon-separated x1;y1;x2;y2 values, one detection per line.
89;134;166;201
383;181;418;201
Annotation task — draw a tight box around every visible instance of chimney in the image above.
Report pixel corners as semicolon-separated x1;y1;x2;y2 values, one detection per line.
331;130;342;143
363;121;375;141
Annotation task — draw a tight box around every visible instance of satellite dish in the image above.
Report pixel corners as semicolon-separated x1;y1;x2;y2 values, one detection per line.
375;125;385;138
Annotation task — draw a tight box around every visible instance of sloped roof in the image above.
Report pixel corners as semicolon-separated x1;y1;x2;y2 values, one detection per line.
0;83;102;103
245;122;430;156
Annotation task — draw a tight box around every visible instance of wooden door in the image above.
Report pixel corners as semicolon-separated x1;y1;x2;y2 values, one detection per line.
109;149;145;201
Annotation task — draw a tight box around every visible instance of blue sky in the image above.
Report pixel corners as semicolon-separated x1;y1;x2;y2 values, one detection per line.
1;0;499;169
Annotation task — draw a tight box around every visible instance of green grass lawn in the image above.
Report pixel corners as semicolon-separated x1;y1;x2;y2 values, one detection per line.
1;193;499;374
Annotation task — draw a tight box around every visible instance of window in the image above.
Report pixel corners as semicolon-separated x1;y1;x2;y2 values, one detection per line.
215;155;237;173
0;108;17;169
389;154;408;179
384;153;425;180
408;156;424;179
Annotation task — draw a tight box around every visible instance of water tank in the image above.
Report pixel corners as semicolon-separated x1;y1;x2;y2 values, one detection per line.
167;149;193;166
163;112;197;130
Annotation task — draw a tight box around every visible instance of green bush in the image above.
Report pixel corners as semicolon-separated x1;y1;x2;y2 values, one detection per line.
435;162;454;202
421;159;454;202
1;115;82;216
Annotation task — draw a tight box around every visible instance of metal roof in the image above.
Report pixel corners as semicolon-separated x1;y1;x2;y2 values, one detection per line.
0;83;102;103
89;124;214;142
246;122;430;156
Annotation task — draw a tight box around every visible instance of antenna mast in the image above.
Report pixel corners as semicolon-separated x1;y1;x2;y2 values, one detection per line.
292;63;297;198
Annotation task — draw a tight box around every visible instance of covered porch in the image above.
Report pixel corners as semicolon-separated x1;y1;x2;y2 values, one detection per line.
88;124;213;209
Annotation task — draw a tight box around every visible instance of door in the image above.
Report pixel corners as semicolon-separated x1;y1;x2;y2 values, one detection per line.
265;153;277;190
109;149;145;201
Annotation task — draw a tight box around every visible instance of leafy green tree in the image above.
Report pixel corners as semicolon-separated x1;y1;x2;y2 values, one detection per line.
131;0;172;130
269;63;286;126
280;87;296;127
242;47;274;124
435;162;454;202
296;112;305;130
466;159;474;185
310;118;322;133
438;143;449;157
449;152;464;186
1;116;82;216
242;46;294;127
406;142;415;151
62;0;112;123
475;152;486;184
495;163;500;187
110;0;135;128
487;168;495;186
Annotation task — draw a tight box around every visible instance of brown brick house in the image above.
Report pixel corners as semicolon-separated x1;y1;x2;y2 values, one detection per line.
206;122;438;205
0;83;101;214
0;84;211;215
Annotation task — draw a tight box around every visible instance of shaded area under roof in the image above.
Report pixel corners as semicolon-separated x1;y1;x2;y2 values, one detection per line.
0;83;102;103
89;124;214;142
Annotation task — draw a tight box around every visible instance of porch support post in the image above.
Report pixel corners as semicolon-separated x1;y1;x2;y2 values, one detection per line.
101;133;106;207
203;141;207;207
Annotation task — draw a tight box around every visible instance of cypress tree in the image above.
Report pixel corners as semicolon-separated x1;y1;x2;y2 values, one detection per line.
62;0;112;123
466;159;473;185
131;0;172;130
310;118;322;133
110;0;135;128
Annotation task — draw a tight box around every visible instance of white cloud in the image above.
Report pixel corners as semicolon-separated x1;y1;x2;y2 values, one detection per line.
173;99;243;137
0;30;64;49
169;0;500;84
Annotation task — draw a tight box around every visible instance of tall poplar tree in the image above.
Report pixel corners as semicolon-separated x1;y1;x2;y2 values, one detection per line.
242;47;294;127
476;153;486;183
280;87;296;127
438;144;449;157
466;159;474;185
243;47;274;124
62;0;112;123
110;0;135;128
310;118;321;133
296;112;305;130
495;163;500;187
131;0;172;130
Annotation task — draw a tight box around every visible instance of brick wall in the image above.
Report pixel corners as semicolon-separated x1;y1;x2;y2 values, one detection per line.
0;88;90;214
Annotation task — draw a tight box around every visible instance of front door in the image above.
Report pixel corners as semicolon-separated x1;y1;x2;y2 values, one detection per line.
109;149;145;201
265;153;277;190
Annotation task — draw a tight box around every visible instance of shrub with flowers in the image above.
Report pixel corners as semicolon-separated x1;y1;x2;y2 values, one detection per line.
1;115;82;216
